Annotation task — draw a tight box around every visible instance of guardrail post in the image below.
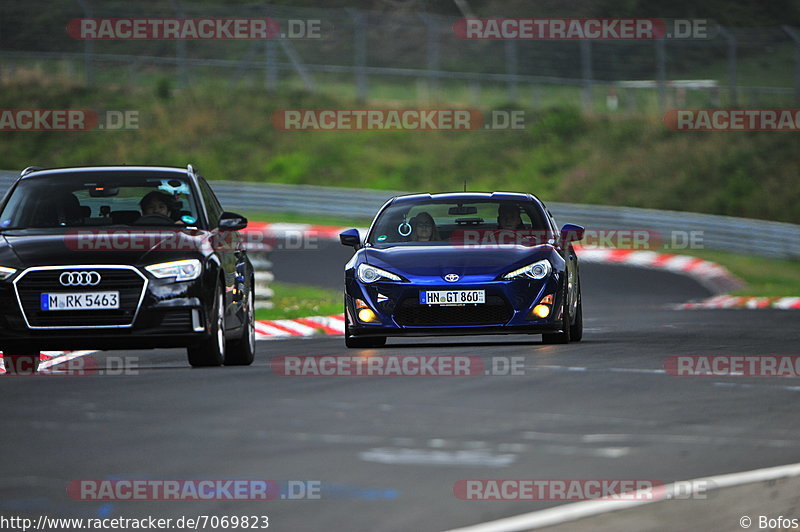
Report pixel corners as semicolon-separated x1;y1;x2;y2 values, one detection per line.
170;0;188;88
782;25;800;104
347;8;368;103
718;26;738;106
76;0;94;85
580;39;593;112
505;39;519;103
656;37;667;112
249;247;274;310
420;13;440;101
265;39;278;90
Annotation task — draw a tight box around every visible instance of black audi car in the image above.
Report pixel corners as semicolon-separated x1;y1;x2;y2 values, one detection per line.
0;165;255;373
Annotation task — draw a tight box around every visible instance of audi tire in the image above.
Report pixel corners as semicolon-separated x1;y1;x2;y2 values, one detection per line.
225;284;256;366
187;285;225;367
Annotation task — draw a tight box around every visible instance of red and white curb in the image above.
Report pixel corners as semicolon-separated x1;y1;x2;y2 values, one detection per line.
255;314;345;339
676;295;800;310
0;351;96;375
246;221;348;243
572;246;745;294
0;315;346;371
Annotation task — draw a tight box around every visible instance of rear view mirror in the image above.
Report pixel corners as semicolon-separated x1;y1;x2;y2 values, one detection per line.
89;186;119;197
448;205;478;215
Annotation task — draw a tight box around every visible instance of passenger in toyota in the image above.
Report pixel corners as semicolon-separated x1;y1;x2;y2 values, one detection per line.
497;204;524;230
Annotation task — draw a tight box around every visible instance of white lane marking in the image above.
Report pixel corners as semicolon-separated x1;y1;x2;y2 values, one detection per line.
532;365;666;375
359;448;516;467
534;444;631;458
443;462;800;532
522;430;798;448
713;382;800;392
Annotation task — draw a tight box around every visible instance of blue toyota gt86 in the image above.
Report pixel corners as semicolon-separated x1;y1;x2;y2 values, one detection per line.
339;192;585;348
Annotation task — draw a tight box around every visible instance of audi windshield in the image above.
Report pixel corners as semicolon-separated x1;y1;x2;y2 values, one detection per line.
0;173;202;230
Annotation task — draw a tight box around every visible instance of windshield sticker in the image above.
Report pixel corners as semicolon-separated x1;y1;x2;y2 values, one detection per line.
158;179;191;196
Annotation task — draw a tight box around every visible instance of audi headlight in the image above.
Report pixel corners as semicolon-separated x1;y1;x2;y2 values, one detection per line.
357;263;401;283
0;266;16;280
503;259;552;280
145;259;202;281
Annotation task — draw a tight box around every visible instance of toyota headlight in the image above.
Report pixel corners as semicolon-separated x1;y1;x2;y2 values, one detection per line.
357;263;401;283
503;259;552;280
145;259;202;281
0;266;16;280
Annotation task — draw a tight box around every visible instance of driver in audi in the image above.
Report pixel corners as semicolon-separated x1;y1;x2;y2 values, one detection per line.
139;191;183;224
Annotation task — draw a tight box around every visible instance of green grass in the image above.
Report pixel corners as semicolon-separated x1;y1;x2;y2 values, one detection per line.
2;81;799;225
3;82;799;224
255;282;341;321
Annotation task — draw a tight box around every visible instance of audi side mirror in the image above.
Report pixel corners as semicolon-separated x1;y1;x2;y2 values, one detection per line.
219;212;248;231
560;223;585;243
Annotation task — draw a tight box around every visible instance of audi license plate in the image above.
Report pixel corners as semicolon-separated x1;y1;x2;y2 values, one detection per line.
420;290;485;306
40;292;120;311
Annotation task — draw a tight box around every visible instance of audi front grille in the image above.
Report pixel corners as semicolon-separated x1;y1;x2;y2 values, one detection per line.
12;265;148;329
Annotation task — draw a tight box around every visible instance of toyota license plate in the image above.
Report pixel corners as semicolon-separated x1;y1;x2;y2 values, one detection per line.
40;292;120;311
420;290;485;305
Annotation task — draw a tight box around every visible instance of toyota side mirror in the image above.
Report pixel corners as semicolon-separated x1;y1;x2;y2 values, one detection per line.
340;229;361;249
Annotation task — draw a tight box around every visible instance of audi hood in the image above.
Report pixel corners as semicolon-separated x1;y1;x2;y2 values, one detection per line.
0;229;215;268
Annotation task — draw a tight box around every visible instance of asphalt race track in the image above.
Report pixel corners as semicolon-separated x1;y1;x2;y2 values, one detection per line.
2;240;799;531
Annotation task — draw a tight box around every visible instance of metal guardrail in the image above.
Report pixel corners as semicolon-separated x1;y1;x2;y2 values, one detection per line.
1;171;798;260
208;180;800;260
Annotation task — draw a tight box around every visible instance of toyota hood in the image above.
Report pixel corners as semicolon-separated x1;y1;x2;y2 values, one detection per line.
362;244;561;280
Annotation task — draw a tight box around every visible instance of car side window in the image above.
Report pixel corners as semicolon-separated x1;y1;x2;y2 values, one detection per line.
199;178;223;228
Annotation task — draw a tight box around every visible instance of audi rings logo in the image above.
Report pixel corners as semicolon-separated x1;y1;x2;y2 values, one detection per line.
59;271;102;286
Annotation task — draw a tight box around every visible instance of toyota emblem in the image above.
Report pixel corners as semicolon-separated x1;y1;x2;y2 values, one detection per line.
444;273;460;283
59;271;102;287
